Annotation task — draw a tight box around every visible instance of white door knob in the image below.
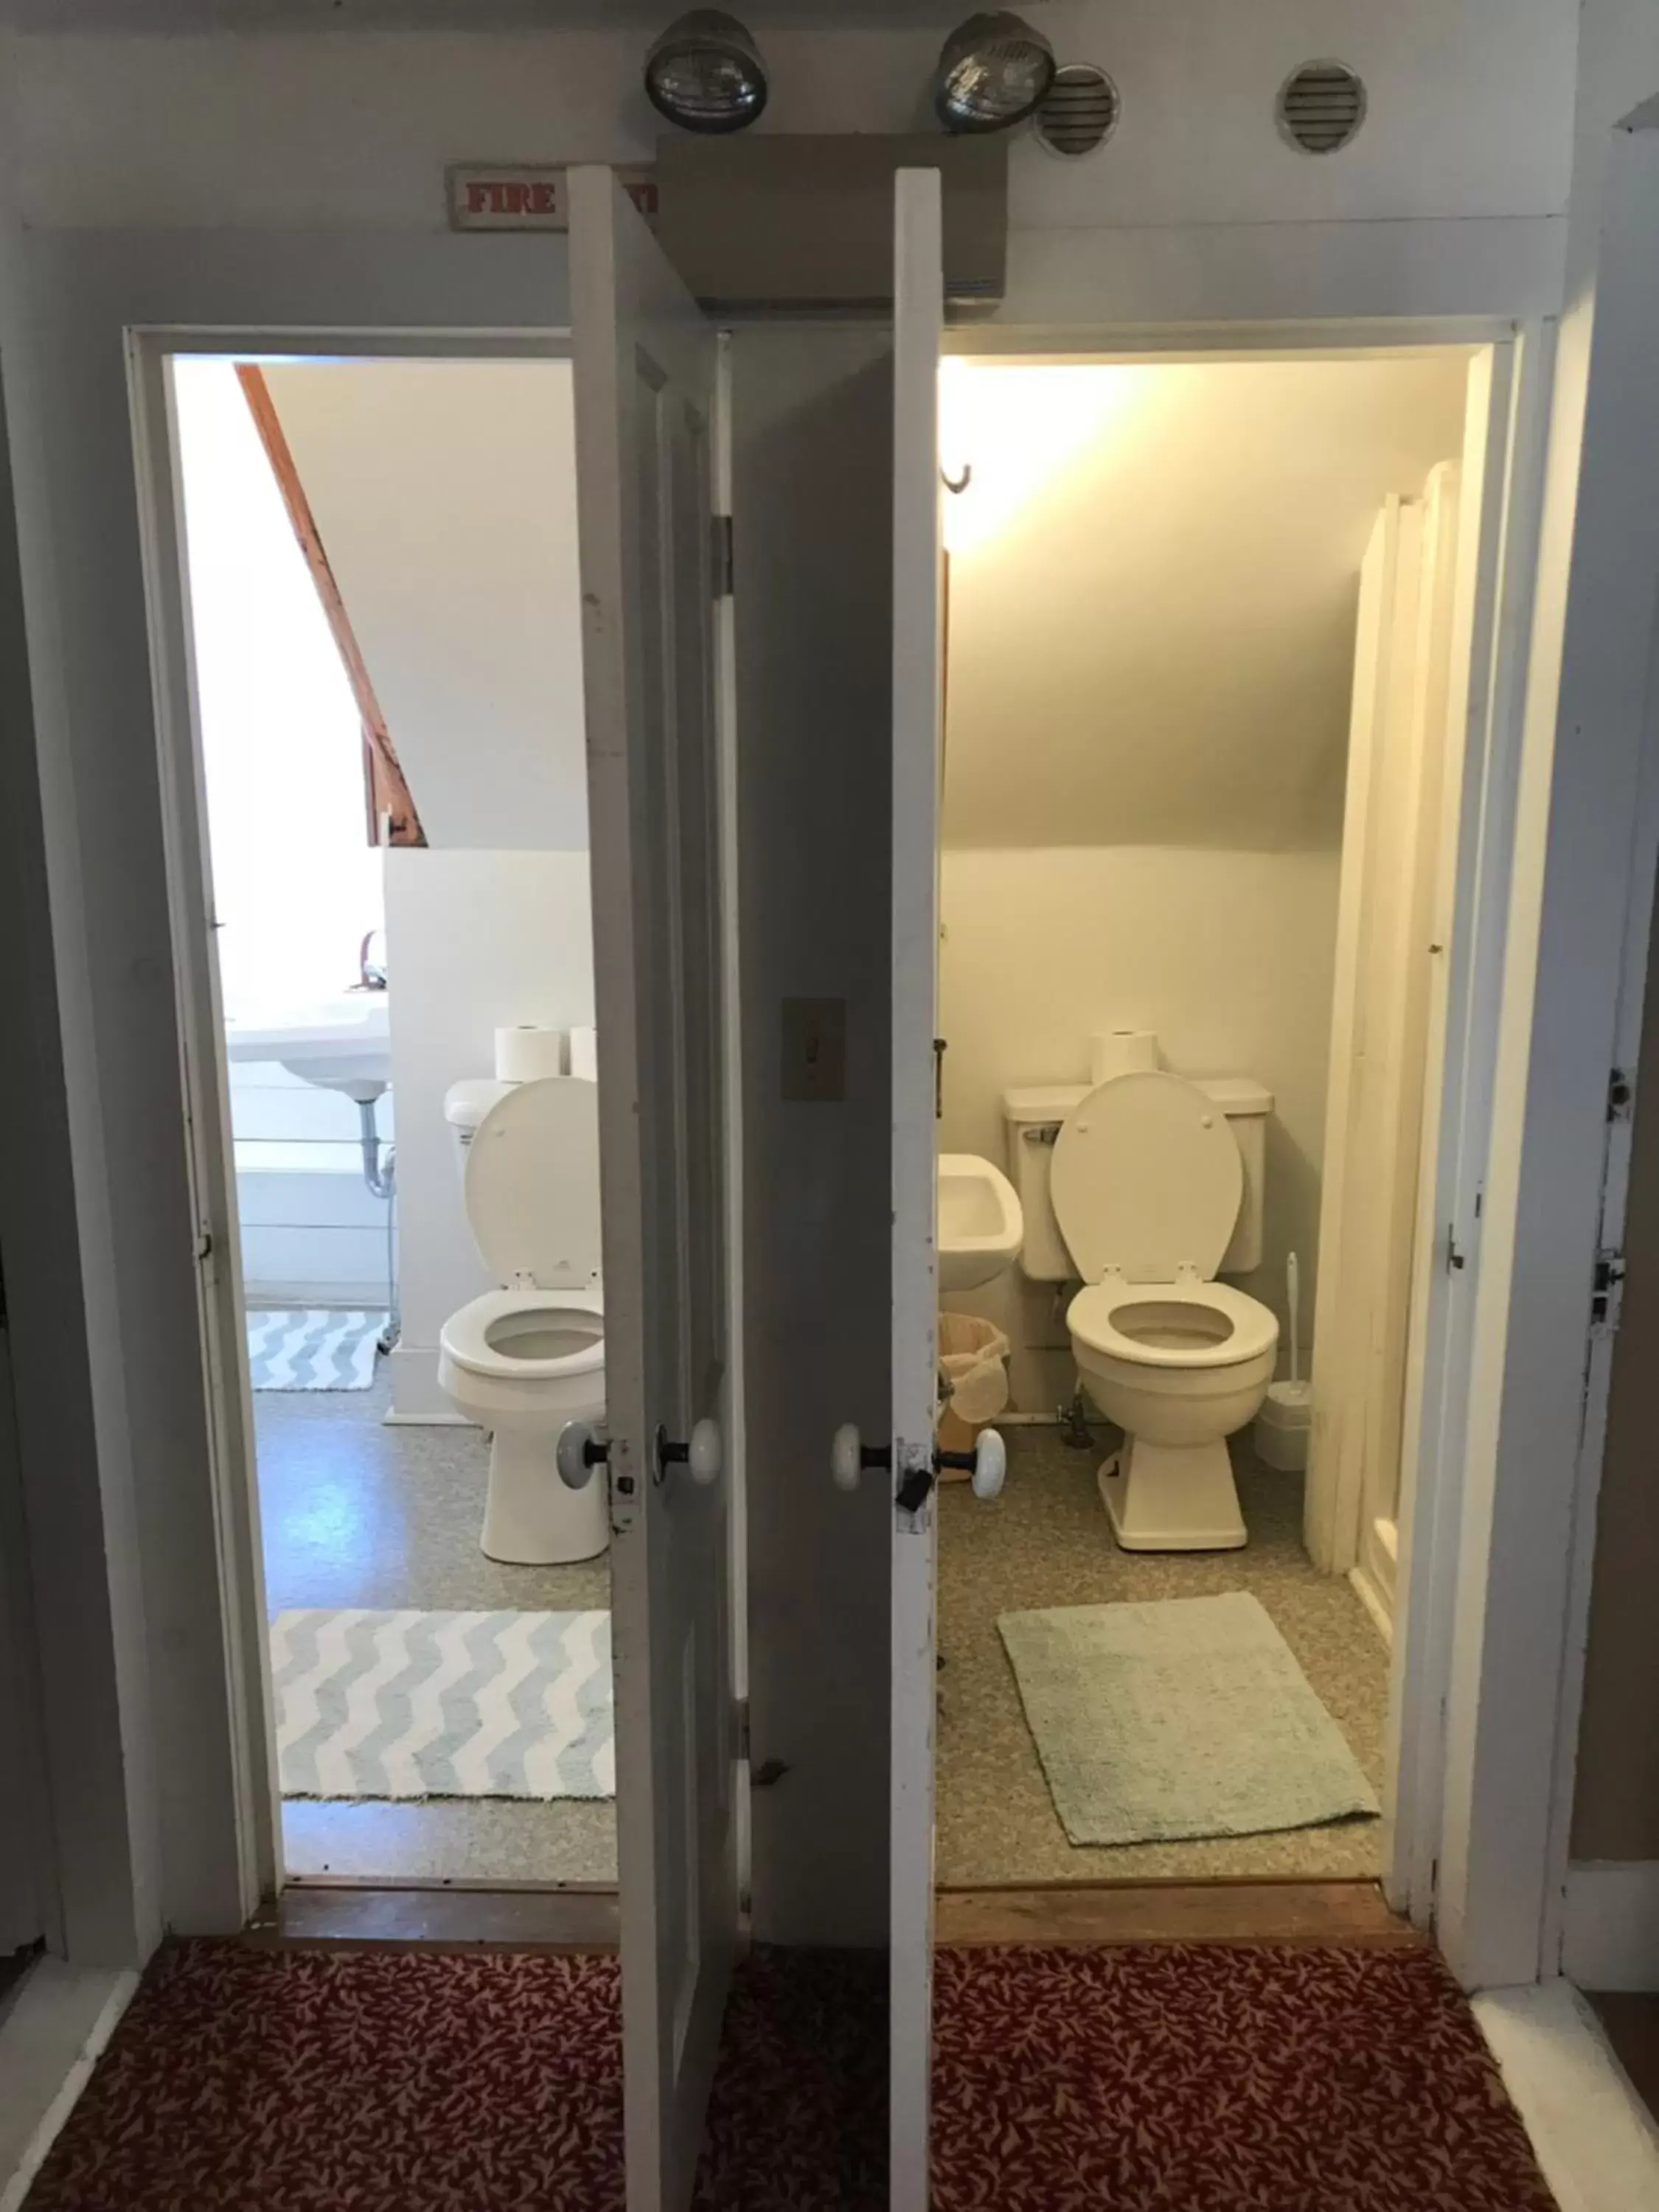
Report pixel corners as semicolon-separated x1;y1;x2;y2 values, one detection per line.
688;1417;723;1486
970;1428;1007;1500
556;1421;607;1490
831;1423;863;1492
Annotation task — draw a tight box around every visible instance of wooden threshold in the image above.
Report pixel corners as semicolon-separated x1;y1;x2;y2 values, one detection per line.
245;1884;619;1952
933;1878;1419;1949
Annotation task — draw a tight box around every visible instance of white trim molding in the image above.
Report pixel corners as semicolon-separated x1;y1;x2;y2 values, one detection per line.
0;228;572;1943
1438;103;1659;1994
1474;1980;1659;2212
0;1960;139;2212
1563;1863;1659;1992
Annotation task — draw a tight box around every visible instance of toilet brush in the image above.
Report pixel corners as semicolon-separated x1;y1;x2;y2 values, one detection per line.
1287;1251;1300;1387
1256;1251;1312;1471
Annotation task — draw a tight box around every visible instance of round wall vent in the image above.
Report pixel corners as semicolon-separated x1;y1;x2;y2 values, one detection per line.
1276;60;1366;154
1034;63;1120;158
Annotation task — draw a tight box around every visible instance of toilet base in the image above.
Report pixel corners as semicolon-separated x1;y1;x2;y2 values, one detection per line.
1098;1433;1248;1552
481;1426;610;1565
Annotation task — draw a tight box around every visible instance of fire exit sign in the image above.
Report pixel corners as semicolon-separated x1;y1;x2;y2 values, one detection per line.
447;164;658;232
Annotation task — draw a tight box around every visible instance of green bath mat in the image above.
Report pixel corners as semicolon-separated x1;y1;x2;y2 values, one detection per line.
998;1590;1380;1847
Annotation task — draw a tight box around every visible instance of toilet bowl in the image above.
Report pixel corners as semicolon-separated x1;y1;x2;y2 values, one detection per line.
439;1075;610;1565
1051;1070;1279;1551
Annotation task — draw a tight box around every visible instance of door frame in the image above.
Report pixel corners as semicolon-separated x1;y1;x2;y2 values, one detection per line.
128;319;750;1921
937;312;1554;1969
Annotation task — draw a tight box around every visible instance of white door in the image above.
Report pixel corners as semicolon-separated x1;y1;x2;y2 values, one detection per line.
0;1321;45;1956
890;165;947;2212
568;166;739;2212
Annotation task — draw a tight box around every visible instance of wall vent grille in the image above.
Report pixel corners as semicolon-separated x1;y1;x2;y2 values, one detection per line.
1277;61;1366;154
1034;64;1120;158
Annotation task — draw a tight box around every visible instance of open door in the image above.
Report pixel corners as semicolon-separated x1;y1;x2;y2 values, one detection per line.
888;166;947;2212
567;167;739;2212
885;164;1003;2211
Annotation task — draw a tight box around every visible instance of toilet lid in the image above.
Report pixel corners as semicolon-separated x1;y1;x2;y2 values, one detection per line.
464;1077;602;1287
1050;1070;1242;1284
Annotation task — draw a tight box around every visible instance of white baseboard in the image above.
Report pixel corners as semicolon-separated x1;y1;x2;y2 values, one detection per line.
386;1342;467;1424
1563;1862;1659;1991
0;1960;139;2212
244;1281;391;1310
1473;1979;1659;2211
1349;1561;1394;1649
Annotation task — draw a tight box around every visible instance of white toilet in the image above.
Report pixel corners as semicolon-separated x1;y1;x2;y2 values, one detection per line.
439;1075;610;1565
1006;1067;1279;1551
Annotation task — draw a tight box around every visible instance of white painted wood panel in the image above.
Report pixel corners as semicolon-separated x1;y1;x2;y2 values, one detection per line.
889;166;945;2212
1562;1863;1659;1992
568;165;737;2212
1441;108;1659;1992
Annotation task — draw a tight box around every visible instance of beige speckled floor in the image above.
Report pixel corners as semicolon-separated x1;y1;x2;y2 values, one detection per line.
257;1367;616;1885
935;1424;1388;1886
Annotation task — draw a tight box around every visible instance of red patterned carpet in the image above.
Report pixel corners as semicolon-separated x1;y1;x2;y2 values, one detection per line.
27;1939;1554;2211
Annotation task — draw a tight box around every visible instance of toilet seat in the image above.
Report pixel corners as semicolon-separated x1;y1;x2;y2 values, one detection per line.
1051;1070;1242;1284
1069;1276;1277;1371
440;1287;605;1383
465;1077;602;1287
439;1073;609;1568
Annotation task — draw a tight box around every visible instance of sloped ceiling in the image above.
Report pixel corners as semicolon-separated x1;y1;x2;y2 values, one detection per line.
941;353;1470;852
264;358;585;850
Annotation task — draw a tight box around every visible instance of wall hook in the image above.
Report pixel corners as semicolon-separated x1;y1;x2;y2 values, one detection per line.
941;462;972;494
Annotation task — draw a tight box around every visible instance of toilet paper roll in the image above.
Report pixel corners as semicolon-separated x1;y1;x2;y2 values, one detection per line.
568;1026;599;1083
1090;1030;1158;1084
494;1025;564;1084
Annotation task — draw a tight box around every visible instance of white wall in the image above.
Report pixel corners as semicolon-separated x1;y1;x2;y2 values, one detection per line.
383;847;594;1420
939;847;1341;1408
262;360;584;849
255;359;591;1357
942;358;1472;852
734;327;897;1948
0;6;1576;239
173;359;384;1014
938;355;1468;1405
0;0;1593;1964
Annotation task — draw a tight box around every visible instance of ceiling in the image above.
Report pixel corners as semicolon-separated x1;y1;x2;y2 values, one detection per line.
0;1;963;26
942;353;1472;854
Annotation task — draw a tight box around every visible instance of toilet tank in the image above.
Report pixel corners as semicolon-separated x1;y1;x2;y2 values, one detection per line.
1003;1074;1272;1282
443;1078;515;1175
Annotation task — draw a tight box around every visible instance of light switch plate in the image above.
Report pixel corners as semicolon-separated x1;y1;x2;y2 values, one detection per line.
780;997;846;1102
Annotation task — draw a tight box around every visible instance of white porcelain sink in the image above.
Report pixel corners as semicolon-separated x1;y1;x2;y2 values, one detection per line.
938;1153;1023;1292
224;995;392;1102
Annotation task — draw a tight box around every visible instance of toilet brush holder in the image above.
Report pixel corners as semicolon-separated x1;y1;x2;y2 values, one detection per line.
1255;1379;1312;1472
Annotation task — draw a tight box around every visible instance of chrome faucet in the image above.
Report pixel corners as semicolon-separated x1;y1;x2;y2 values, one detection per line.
357;928;388;992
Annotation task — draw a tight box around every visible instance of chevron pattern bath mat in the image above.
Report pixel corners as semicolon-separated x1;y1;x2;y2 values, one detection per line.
271;1609;614;1801
246;1308;386;1391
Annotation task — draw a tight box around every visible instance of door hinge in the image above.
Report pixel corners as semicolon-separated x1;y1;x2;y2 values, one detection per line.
712;512;734;598
1608;1065;1634;1121
1445;1222;1466;1276
1590;1248;1627;1335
